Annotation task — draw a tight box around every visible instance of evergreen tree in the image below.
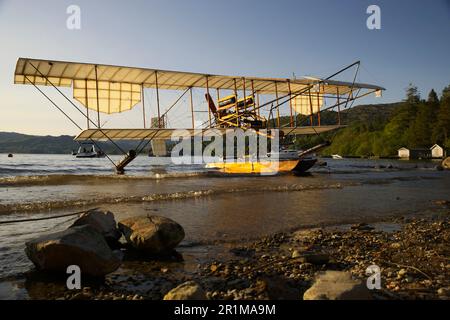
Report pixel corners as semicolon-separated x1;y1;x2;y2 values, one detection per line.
409;89;439;147
433;85;450;147
405;83;420;104
442;85;450;100
412;102;433;147
426;89;439;143
397;86;420;146
383;103;412;150
428;89;439;104
322;85;450;156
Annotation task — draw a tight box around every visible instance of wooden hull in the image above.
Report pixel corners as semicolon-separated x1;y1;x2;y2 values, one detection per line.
205;158;317;174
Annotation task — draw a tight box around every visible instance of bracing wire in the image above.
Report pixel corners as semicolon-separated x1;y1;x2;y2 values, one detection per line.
27;62;127;156
24;76;119;169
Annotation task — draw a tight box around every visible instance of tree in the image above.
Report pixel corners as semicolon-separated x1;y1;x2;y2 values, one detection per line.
433;85;450;146
409;89;439;147
442;85;450;100
322;85;450;156
426;89;439;144
428;89;439;104
412;102;433;147
405;83;420;104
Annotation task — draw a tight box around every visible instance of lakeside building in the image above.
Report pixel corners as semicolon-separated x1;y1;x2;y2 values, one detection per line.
398;147;431;159
398;144;446;159
430;144;446;158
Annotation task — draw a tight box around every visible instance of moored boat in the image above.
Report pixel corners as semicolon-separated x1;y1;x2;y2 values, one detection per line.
75;142;105;158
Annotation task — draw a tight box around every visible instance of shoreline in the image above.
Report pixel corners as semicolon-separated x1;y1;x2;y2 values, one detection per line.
2;205;448;300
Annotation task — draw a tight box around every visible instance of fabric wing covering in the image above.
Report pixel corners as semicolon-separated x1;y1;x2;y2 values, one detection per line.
14;58;385;115
74;126;344;141
292;94;323;115
73;80;141;114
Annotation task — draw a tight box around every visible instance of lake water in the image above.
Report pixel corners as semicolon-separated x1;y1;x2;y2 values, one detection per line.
0;154;449;283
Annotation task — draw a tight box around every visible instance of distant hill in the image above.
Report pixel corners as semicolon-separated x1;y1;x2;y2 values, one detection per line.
0;132;78;154
278;101;401;127
277;101;404;154
339;102;402;124
0;132;139;154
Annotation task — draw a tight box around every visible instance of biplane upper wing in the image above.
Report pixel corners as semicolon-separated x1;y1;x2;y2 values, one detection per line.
74;126;344;141
14;58;385;114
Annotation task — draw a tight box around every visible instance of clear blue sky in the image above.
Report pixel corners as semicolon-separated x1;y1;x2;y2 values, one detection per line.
0;0;449;135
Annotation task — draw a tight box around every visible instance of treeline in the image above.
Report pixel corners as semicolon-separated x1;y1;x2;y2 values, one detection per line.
321;84;450;157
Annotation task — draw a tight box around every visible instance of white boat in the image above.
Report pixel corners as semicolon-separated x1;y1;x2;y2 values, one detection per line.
332;154;343;159
75;142;105;158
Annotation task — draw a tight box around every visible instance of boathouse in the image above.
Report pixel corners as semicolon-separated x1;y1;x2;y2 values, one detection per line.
430;144;445;158
397;147;431;159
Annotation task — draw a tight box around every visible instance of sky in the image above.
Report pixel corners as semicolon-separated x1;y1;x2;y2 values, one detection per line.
0;0;449;135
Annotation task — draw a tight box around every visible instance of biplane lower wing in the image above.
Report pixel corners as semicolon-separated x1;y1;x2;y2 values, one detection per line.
74;125;344;141
280;125;344;136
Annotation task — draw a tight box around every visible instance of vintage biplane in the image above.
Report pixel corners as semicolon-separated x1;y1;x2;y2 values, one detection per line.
14;58;384;174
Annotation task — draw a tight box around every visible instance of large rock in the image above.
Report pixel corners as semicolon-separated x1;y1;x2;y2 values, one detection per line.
118;215;185;254
25;225;122;277
303;271;372;300
70;209;121;244
442;157;450;170
163;281;206;300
